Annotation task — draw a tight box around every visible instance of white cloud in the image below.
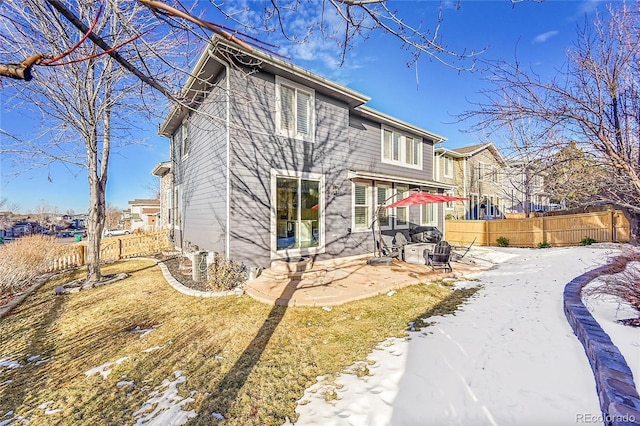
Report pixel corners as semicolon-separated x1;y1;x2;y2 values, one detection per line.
532;30;559;44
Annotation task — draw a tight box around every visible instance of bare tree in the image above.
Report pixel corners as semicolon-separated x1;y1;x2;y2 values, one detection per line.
0;1;187;284
105;204;123;229
462;3;640;240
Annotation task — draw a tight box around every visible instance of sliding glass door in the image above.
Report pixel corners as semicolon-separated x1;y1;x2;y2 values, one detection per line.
276;176;320;251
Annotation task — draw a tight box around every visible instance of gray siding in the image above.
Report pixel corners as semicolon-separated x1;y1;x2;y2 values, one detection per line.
226;69;371;267
348;114;435;181
174;71;228;254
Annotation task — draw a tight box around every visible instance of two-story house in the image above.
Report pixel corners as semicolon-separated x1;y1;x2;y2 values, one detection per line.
502;161;551;215
159;36;453;268
127;199;160;232
434;143;506;220
151;161;173;230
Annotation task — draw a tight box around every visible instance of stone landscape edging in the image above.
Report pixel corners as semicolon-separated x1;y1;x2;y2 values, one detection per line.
564;265;640;426
147;257;244;298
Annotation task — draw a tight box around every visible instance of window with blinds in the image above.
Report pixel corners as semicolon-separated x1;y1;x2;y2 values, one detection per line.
276;76;314;142
353;183;369;231
382;128;421;168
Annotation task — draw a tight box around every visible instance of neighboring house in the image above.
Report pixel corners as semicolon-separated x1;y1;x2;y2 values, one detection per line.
502;161;551;215
434;143;506;220
151;161;173;230
127;199;160;232
158;35;453;268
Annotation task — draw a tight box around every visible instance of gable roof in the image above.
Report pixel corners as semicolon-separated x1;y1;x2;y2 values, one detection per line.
159;35;445;143
435;142;505;165
128;199;160;206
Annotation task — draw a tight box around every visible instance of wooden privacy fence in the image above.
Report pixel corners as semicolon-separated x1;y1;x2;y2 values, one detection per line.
445;210;630;248
48;231;173;272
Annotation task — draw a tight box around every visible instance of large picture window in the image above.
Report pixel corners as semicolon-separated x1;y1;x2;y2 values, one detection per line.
382;128;421;168
275;176;321;251
276;76;315;142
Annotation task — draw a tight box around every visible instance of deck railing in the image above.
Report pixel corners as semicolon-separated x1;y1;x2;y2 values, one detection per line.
47;231;173;272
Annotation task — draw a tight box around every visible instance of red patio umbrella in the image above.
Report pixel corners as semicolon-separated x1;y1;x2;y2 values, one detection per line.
384;192;469;209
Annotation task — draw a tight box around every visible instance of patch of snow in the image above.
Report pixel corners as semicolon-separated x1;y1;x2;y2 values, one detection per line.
322;306;332;312
26;355;40;362
85;356;129;379
34;356;53;366
131;325;160;338
141;346;164;353
583;281;640;394
133;370;197;426
295;245;623;425
44;408;62;415
386;290;396;297
117;380;135;387
0;380;13;386
212;412;224;420
0;356;21;371
37;401;53;410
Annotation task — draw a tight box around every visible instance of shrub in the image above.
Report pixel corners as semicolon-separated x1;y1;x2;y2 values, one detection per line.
537;241;551;249
205;253;246;291
0;234;59;295
496;236;509;247
583;248;640;325
581;236;597;246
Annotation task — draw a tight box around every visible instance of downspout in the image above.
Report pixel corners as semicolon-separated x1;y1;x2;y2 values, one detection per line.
207;49;232;258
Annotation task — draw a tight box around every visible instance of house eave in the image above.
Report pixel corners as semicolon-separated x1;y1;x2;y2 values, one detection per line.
347;170;455;191
159;36;371;137
354;106;447;143
151;161;171;177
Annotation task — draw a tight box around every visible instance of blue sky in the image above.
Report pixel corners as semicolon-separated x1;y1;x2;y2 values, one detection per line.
0;0;606;214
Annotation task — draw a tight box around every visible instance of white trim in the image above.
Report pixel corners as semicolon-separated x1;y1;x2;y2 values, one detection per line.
394;184;410;229
443;156;453;178
270;169;325;259
347;170;454;190
420;201;437;226
351;180;372;233
380;126;422;170
375;182;392;231
275;76;315;143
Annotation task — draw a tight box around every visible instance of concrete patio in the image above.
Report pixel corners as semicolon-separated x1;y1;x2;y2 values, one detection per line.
244;250;493;307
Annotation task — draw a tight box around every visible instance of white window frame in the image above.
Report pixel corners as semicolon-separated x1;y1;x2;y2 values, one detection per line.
275;76;315;143
443;156;453;178
376;183;392;231
381;126;422;170
174;185;181;229
270;169;325;259
478;162;486;181
445;190;455;210
352;181;372;233
180;120;190;159
394;185;410;229
420;195;438;226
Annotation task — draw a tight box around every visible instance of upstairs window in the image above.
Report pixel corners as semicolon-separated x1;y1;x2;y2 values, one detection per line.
443;156;453;178
181;120;190;158
276;76;315;142
382;128;421;168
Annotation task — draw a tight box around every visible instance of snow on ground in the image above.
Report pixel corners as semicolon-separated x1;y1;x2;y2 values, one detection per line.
294;244;634;426
133;370;197;426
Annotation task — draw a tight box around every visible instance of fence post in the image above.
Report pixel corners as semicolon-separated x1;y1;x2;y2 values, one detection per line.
78;245;85;266
118;238;123;260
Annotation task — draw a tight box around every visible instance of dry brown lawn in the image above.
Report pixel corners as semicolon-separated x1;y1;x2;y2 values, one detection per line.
0;259;478;425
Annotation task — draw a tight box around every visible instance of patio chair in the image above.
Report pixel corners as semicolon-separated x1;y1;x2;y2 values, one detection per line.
380;232;409;259
426;240;453;272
